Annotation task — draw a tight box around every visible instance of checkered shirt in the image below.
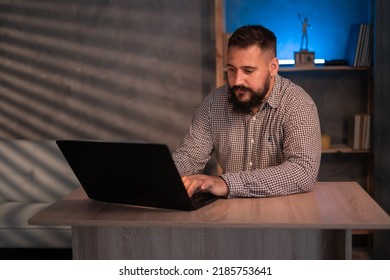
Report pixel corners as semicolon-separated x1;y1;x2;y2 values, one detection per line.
172;74;322;198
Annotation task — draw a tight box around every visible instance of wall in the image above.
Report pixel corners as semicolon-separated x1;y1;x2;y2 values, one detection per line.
373;0;390;259
0;0;215;150
0;0;216;248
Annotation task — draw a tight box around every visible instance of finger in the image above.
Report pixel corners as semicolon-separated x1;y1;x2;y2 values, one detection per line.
199;180;211;191
187;179;202;197
182;176;194;188
181;176;189;185
182;177;198;197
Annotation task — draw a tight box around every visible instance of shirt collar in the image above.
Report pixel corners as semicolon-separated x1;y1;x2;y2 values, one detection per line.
264;73;281;109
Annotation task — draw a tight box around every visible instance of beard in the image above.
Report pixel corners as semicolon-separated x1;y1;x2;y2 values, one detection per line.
228;75;271;114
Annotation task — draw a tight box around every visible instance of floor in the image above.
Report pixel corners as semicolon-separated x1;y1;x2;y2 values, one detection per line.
351;234;372;260
0;247;370;260
352;247;371;260
0;248;73;260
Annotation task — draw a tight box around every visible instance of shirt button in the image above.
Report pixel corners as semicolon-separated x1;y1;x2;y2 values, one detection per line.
252;116;257;121
251;139;254;144
249;162;253;166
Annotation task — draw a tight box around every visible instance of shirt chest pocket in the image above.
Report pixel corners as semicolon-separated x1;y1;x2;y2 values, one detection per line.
256;132;282;168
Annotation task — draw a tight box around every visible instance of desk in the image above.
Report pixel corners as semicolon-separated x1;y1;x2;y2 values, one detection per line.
29;182;390;259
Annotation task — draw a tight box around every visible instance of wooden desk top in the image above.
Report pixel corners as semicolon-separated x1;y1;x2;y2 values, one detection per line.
29;181;390;229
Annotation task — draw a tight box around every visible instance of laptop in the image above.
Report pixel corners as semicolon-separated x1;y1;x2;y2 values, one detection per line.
56;140;219;211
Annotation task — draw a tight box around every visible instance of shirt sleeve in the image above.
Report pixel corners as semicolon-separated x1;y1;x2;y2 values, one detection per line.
172;94;215;177
221;100;322;198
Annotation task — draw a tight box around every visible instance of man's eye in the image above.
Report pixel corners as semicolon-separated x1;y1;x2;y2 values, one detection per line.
243;69;254;74
227;68;236;73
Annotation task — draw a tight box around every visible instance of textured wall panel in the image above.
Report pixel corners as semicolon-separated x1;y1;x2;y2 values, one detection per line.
0;0;215;149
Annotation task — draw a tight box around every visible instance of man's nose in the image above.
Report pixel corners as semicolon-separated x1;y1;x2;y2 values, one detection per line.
233;71;244;85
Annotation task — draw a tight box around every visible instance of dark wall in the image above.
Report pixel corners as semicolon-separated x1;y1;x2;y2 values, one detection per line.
0;0;215;149
373;0;390;259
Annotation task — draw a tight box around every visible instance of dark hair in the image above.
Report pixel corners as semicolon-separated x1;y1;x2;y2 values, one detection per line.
228;25;277;57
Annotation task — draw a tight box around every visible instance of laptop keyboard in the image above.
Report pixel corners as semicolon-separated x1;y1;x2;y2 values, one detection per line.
191;191;218;208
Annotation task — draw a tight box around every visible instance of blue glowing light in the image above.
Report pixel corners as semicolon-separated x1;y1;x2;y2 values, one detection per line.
278;59;325;65
225;0;371;61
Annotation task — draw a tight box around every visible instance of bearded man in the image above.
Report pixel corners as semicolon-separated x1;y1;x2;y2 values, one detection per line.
172;25;321;198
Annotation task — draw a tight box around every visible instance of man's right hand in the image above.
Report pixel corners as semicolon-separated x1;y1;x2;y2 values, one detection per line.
182;174;229;197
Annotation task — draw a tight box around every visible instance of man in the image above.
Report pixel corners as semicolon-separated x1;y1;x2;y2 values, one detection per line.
172;25;321;198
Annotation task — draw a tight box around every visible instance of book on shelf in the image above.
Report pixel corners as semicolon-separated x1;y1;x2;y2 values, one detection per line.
345;23;373;67
348;113;371;150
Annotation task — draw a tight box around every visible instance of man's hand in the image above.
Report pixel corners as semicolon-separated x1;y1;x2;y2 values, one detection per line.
182;174;229;197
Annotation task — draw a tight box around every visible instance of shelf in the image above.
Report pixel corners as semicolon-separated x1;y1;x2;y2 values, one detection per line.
279;65;369;72
322;144;370;154
353;229;373;235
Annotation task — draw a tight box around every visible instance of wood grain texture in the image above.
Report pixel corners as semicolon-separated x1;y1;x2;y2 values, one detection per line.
29;182;390;229
72;226;350;260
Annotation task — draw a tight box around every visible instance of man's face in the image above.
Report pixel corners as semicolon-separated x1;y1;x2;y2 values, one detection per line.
226;45;278;114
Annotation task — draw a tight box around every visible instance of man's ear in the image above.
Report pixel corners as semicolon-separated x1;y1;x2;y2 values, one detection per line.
269;57;279;76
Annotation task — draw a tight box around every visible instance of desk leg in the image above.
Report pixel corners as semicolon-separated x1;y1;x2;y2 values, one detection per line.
72;226;351;259
342;229;352;260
